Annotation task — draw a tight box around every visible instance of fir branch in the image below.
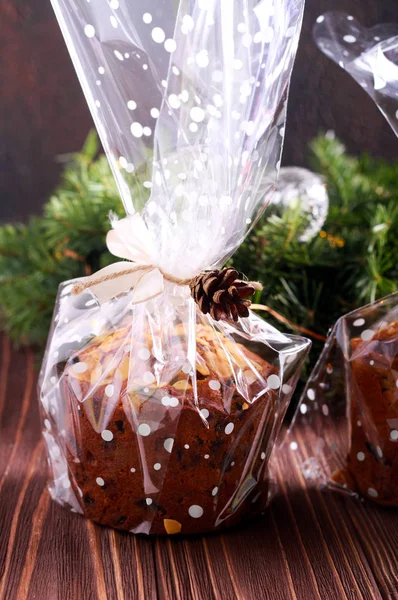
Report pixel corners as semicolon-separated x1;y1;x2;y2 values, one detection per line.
0;131;397;358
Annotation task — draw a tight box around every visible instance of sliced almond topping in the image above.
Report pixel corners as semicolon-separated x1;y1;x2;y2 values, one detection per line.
117;355;130;381
196;358;210;377
244;370;258;385
90;365;103;386
172;380;192;391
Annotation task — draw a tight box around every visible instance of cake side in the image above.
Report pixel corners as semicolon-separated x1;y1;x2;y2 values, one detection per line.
60;323;279;534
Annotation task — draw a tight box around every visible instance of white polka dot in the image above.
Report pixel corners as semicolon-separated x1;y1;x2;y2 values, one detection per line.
200;409;209;419
110;0;119;7
138;424;151;437
95;100;101;108
152;27;165;43
204;454;209;459
196;50;209;68
96;477;105;486
98;66;105;75
300;404;308;414
212;487;218;496
44;419;51;431
105;384;114;398
267;374;281;390
101;430;114;442
84;24;95;38
138;348;151;361
261;452;266;460
181;363;191;374
164;39;177;53
130;467;136;473
361;330;374;341
390;430;398;441
110;15;118;28
237;22;246;33
143;13;152;24
146;498;153;505
150;108;159;119
209;380;221;391
63;479;71;489
368;488;378;498
307;389;316;401
143;371;155;384
190;107;205;123
181;15;194;34
357;452;365;461
343;35;356;43
154;463;161;471
161;396;170;407
169;94;181;109
188;505;204;518
376;446;383;458
131;122;143;138
322;405;329;416
127;100;137;110
184;444;190;449
114;50;124;61
316;15;325;23
290;441;298;451
189;123;198;133
169;397;179;408
72;362;88;373
357;420;362;427
164;438;174;453
225;423;234;435
353;318;365;327
50;376;57;385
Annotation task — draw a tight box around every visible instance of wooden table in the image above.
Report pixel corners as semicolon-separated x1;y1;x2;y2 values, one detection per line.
0;335;397;600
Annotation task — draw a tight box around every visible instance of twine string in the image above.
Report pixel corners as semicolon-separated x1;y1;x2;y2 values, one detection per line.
72;264;194;295
72;264;263;296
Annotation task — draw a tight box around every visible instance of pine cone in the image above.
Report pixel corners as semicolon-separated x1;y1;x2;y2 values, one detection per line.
190;268;258;322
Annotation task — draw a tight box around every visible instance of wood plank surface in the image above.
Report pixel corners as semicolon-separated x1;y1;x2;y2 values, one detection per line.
0;334;397;600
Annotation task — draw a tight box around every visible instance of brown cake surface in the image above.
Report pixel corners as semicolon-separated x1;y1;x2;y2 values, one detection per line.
334;321;398;506
58;323;279;534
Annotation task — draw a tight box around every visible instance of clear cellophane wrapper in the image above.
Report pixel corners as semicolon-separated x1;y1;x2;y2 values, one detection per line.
288;293;398;508
39;0;310;535
313;12;398;136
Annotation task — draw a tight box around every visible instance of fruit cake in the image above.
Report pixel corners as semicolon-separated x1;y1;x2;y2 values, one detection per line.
333;321;398;506
58;323;280;534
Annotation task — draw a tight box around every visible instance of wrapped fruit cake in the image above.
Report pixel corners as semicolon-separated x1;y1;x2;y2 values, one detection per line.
290;293;398;508
40;0;309;535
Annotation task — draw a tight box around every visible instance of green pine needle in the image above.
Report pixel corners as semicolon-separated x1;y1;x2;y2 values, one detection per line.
0;132;397;361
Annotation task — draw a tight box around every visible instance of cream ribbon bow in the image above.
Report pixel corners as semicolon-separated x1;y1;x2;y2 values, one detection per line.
73;213;172;304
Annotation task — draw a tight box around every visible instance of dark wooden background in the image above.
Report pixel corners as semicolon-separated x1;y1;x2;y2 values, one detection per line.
2;0;398;222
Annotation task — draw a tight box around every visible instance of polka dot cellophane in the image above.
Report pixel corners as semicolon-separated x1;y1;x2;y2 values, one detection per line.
38;281;310;535
289;292;398;507
41;0;310;535
314;12;398;138
49;0;305;281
